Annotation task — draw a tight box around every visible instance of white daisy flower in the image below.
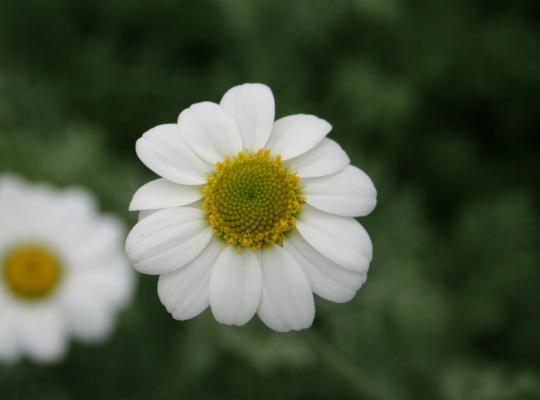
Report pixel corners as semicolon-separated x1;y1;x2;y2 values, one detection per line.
126;83;376;332
0;175;134;363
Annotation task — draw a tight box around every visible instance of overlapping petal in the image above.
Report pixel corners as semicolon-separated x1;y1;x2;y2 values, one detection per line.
303;165;377;217
158;237;222;320
209;246;262;326
296;205;372;272
257;245;315;332
125;207;212;274
136;124;210;185
179;102;243;163
220;83;275;152
287;138;350;178
284;232;367;303
266;114;332;160
129;178;202;211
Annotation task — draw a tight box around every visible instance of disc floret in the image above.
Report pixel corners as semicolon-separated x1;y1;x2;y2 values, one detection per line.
203;149;304;250
3;244;63;300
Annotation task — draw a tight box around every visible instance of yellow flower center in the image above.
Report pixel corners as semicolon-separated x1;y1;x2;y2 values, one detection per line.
203;149;304;250
2;244;63;300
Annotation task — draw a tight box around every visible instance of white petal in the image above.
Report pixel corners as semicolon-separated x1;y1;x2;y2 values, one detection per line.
60;258;133;342
220;83;275;152
62;281;116;343
51;187;97;220
209;246;262;326
303;165;377;217
19;306;67;363
296;205;372;272
61;257;133;306
125;207;212;274
35;188;97;243
284;232;367;303
0;175;47;211
257;245;315;332
129;178;202;211
136;124;210;185
178;102;243;163
63;215;125;265
158;237;222;320
0;306;20;363
287;138;350;178
0;174;25;197
266;114;332;160
138;210;158;221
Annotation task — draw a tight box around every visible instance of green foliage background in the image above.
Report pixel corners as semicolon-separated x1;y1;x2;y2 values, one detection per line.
0;0;539;399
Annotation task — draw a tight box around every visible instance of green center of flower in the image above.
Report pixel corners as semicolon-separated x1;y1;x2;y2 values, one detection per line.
203;149;304;250
2;244;63;300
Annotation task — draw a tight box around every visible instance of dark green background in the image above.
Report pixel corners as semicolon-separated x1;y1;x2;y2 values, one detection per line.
0;0;539;399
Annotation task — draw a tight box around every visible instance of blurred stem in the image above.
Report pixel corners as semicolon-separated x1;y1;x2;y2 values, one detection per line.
304;331;385;400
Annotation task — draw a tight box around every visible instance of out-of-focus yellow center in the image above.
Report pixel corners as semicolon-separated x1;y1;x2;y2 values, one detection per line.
203;149;304;250
2;244;63;300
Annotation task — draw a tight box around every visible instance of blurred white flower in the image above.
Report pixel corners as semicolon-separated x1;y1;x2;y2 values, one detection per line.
0;175;134;363
126;83;376;332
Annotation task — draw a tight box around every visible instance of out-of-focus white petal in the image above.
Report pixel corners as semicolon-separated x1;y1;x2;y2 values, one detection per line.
129;178;202;211
284;232;367;303
31;187;97;245
257;245;315;332
303;165;377;217
136;124;211;185
125;207;212;275
296;205;372;272
179;102;243;164
209;246;262;326
62;256;134;310
0;174;44;213
62;285;115;342
0;306;20;363
158;237;222;320
220;83;275;152
60;255;133;342
266;114;332;160
63;215;125;264
18;306;67;363
0;175;26;245
287;138;350;178
0;174;25;196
